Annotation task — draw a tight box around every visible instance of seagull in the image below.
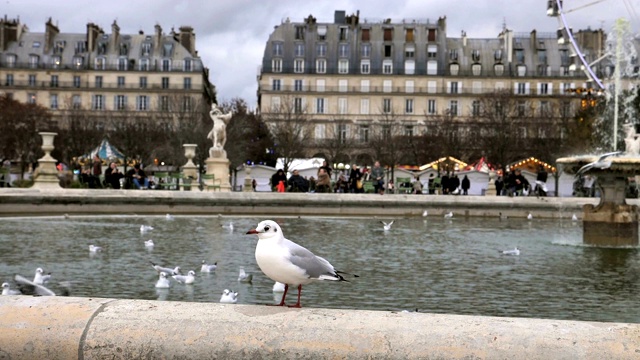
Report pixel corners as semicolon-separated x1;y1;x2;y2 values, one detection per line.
220;289;238;304
380;220;394;231
422;210;428;217
150;261;181;275
500;247;520;256
575;151;622;177
155;272;170;288
89;245;103;253
273;281;286;293
527;213;533;220
33;267;51;285
200;261;217;273
172;270;195;284
14;274;56;296
140;225;154;233
246;220;357;308
238;267;253;283
444;212;453;219
222;222;234;232
572;214;579;221
144;239;155;247
2;282;21;295
165;214;175;220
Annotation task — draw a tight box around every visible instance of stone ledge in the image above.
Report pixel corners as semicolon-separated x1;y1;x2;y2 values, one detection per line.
0;296;638;359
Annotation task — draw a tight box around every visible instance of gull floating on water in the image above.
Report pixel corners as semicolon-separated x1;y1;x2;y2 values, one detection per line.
422;210;428;217
500;247;520;256
165;214;175;220
200;261;217;273
220;289;238;304
140;225;154;233
33;267;51;285
237;267;253;283
575;151;622;177
444;212;453;219
144;239;155;247
89;245;103;253
246;220;357;308
272;281;286;293
572;214;579;221
155;272;170;288
380;220;394;231
527;213;533;220
150;261;181;275
2;282;21;295
222;222;234;232
14;274;56;296
172;270;195;284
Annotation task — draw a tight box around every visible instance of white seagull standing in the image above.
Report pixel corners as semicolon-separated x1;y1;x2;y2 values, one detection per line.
572;214;579;221
144;239;155;247
444;212;453;219
200;261;217;273
422;210;428;217
575;151;622;177
527;213;533;220
172;270;195;284
220;289;238;304
246;220;357;308
2;282;21;295
155;272;170;288
15;274;56;296
150;261;181;275
237;267;253;283
140;225;154;233
33;267;51;285
89;245;103;253
500;247;521;256
380;220;394;231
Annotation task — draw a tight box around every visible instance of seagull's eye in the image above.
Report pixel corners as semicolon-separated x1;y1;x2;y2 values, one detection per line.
264;225;270;231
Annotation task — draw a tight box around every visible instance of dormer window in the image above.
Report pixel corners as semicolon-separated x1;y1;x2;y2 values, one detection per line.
162;59;171;71
5;54;16;68
139;58;149;71
494;49;503;61
32;41;41;48
95;57;105;70
75;41;87;54
317;25;327;41
184;58;192;72
471;50;480;62
54;41;65;54
295;26;305;40
118;57;127;71
162;43;173;57
294;43;304;57
141;42;151;56
51;56;61;69
449;49;458;62
97;42;107;55
29;55;39;69
72;56;83;69
119;43;129;56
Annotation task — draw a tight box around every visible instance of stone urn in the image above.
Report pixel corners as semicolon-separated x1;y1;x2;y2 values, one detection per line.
32;132;61;189
183;144;197;167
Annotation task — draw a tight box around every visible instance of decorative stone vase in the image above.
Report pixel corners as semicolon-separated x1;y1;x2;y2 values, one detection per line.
183;144;197;167
39;132;57;161
32;132;61;189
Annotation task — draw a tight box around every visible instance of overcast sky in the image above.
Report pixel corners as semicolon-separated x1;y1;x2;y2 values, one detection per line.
4;0;636;107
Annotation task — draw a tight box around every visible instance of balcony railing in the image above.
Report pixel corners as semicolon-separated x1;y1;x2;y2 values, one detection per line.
0;61;202;73
260;84;578;97
0;79;201;91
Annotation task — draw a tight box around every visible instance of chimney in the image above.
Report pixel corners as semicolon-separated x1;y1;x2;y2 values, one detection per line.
0;16;21;51
154;24;162;52
44;17;59;53
530;29;537;53
86;23;102;52
110;20;120;51
178;26;195;56
462;30;467;47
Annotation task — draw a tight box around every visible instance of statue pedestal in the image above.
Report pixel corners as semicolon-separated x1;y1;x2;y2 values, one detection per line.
32;132;61;190
181;144;198;191
243;165;253;192
485;171;497;196
205;148;230;192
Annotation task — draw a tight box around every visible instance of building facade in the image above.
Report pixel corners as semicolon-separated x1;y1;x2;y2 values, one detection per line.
257;10;613;163
0;16;215;125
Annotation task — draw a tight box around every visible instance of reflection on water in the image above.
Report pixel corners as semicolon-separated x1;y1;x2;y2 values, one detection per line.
0;215;638;323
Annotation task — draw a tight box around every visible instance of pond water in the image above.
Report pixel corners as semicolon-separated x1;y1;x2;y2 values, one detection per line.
0;215;638;324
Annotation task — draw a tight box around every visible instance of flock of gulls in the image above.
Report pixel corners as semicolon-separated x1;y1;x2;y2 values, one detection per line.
3;210;581;307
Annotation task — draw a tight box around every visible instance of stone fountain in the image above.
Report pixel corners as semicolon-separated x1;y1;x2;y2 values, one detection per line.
556;124;640;247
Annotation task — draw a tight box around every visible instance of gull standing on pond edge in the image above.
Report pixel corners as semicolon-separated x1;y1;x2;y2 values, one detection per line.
246;220;358;308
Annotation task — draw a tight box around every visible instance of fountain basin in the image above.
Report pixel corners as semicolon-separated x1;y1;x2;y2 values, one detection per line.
557;156;640;247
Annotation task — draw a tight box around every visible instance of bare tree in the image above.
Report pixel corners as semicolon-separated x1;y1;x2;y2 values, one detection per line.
314;117;357;166
53;96;105;165
368;110;405;179
261;95;312;173
224;98;276;169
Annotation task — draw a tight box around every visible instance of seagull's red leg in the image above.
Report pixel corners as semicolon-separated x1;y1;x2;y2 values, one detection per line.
268;284;288;306
288;284;302;308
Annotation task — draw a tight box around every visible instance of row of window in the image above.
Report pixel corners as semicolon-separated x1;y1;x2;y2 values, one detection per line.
22;93;194;112
35;39;172;58
3;54;197;72
3;73;192;90
291;25;438;43
270;96;572;117
270;78;579;96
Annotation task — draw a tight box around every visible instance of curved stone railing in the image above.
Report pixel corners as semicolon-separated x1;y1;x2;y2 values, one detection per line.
1;296;638;359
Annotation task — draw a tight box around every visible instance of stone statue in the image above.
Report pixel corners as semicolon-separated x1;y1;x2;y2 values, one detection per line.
207;103;233;151
624;123;640;156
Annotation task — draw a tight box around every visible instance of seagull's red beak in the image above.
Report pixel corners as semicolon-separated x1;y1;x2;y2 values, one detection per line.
246;229;258;235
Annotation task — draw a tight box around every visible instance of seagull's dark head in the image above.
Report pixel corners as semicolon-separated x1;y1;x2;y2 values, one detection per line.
246;220;282;239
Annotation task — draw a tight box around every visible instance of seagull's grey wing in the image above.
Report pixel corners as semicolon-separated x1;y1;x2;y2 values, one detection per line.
598;151;622;162
380;221;387;226
575;163;593;177
389;220;394;227
284;239;340;280
14;275;55;296
172;275;186;283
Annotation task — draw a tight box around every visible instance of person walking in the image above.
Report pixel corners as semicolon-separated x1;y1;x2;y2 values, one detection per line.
371;161;385;195
90;155;102;188
461;175;470;195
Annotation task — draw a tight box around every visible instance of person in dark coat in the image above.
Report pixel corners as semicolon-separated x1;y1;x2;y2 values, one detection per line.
461;175;471;195
270;169;287;192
